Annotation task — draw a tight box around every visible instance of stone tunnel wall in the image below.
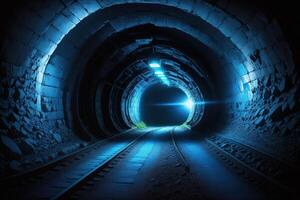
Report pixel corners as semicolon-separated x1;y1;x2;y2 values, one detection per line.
0;0;299;172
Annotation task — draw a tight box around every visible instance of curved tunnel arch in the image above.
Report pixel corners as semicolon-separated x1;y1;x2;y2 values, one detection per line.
73;22;223;137
120;63;205;128
45;1;248;138
0;0;299;177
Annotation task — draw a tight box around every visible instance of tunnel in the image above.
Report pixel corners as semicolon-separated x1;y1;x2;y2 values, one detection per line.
0;0;299;199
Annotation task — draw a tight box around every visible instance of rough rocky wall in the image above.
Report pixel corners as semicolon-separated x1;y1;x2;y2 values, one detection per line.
0;1;81;174
221;2;300;164
225;75;300;164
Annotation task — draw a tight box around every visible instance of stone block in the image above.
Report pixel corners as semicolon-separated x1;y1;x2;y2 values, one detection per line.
52;14;76;34
219;16;241;38
49;55;70;70
94;0;114;8
44;25;65;44
39;84;62;97
62;7;81;25
206;8;226;28
41;97;53;112
45;110;64;120
231;30;249;50
192;0;214;19
33;37;57;54
67;2;89;21
178;0;195;13
45;63;64;78
42;74;61;88
78;0;102;13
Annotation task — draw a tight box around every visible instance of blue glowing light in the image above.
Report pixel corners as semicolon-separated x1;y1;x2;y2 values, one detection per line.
153;100;206;107
134;142;154;157
162;79;170;86
148;60;170;86
149;62;161;68
155;71;164;75
184;99;194;110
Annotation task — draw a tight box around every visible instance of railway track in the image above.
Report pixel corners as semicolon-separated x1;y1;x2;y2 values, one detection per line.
168;128;294;198
56;126;192;199
169;127;190;173
1;128;153;199
2;127;295;199
1;129;137;183
204;136;295;199
53;130;150;199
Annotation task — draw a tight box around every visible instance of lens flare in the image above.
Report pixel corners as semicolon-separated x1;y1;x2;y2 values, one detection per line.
184;99;194;110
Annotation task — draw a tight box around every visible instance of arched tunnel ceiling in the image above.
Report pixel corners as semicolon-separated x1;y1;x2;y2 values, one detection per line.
0;0;299;181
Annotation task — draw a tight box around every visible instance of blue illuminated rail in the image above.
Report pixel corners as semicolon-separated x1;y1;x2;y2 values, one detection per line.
170;127;190;172
52;130;152;200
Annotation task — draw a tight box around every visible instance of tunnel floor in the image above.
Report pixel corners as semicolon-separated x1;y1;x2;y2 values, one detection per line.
2;127;284;200
81;127;265;200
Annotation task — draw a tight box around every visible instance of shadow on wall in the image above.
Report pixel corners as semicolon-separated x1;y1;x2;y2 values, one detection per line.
192;102;230;138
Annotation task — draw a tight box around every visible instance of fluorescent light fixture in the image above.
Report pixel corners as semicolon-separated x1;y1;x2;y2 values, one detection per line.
149;62;161;68
155;71;164;75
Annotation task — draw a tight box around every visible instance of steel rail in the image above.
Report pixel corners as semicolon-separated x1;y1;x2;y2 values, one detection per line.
52;129;151;200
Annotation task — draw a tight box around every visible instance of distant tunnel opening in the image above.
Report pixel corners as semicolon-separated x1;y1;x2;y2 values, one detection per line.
140;84;190;126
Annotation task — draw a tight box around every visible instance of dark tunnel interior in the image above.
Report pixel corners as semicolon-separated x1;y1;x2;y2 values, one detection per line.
140;85;190;126
0;0;300;199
